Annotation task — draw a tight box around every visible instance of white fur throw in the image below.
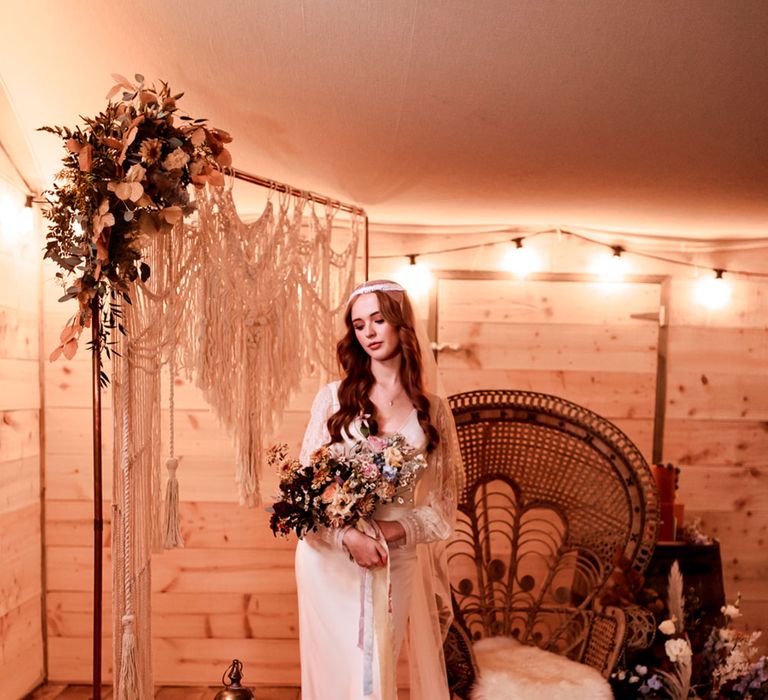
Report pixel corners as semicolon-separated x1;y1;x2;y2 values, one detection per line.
470;637;613;700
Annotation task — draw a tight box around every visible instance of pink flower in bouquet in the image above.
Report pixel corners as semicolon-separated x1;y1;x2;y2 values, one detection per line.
321;482;339;503
359;460;380;481
367;435;387;453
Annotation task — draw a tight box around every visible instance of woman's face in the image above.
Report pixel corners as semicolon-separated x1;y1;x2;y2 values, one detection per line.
350;293;401;361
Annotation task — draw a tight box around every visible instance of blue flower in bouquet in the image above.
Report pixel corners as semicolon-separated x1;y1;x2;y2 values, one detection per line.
382;464;398;481
646;675;662;691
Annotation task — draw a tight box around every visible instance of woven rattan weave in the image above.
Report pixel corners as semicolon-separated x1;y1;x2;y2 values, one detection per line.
443;389;660;694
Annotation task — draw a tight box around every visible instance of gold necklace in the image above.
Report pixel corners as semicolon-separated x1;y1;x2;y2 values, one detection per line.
375;385;404;408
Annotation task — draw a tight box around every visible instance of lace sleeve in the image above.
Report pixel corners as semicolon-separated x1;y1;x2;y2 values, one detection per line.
400;396;463;545
300;383;333;465
301;383;348;550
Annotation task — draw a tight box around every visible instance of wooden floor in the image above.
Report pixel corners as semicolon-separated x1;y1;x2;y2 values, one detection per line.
24;685;301;699
25;685;413;699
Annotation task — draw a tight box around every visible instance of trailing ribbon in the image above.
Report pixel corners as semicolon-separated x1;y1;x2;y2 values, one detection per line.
356;522;396;699
359;567;374;693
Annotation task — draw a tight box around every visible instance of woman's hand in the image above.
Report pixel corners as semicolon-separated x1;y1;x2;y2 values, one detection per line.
343;528;388;569
374;519;406;544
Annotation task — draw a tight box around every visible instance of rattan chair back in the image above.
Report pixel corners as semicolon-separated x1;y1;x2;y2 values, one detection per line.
447;389;659;660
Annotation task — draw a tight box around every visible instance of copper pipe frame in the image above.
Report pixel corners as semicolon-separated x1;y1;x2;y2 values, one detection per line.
91;297;103;697
231;168;366;217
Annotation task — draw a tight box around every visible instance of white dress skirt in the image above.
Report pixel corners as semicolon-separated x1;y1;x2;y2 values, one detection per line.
295;504;418;699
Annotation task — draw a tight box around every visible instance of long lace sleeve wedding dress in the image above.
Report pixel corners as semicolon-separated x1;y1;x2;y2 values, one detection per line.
294;381;463;700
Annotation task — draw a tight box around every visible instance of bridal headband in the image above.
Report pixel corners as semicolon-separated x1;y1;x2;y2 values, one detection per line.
347;280;405;305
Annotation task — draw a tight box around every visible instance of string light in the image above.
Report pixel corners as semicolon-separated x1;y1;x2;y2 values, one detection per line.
694;269;731;310
590;245;629;284
370;228;768;281
502;237;541;278
0;187;33;245
369;228;768;312
21;194;34;234
396;254;433;300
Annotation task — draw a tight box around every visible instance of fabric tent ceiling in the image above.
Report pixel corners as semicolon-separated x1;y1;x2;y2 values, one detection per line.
1;0;767;237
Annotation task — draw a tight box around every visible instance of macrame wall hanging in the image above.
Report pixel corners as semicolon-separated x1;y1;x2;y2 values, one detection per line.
110;184;361;697
172;186;361;505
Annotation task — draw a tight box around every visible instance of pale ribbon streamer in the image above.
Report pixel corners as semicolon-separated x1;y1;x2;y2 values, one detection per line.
356;520;396;699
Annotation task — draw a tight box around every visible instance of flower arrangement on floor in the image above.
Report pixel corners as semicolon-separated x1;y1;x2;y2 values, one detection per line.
268;428;427;538
40;73;232;376
610;561;768;699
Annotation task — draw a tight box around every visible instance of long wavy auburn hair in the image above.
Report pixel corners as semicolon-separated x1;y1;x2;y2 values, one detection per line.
327;284;440;452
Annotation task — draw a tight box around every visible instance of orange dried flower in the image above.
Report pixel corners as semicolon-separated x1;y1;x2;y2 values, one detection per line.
138;138;163;164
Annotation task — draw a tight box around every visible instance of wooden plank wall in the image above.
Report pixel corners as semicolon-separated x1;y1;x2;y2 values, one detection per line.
435;277;660;457
42;226;768;685
0;174;44;698
665;279;768;642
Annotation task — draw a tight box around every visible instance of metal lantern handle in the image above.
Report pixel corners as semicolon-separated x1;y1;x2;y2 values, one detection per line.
223;659;244;687
214;659;255;700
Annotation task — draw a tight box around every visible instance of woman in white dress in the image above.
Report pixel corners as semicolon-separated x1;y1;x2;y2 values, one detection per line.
294;280;464;700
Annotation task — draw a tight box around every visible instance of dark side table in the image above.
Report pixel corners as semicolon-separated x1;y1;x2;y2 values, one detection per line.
645;542;725;622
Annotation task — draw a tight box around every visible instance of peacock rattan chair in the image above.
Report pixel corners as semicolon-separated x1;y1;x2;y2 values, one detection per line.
443;389;660;697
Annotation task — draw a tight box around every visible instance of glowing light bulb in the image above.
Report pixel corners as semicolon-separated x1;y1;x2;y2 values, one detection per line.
592;246;628;283
694;270;731;310
396;255;433;300
502;238;540;278
19;203;33;234
0;189;34;245
0;192;19;246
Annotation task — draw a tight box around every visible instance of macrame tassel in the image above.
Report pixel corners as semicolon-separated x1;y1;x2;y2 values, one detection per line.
163;279;183;549
118;614;141;700
162;458;184;549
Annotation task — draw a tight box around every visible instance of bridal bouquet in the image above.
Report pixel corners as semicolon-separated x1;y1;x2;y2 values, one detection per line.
268;432;427;539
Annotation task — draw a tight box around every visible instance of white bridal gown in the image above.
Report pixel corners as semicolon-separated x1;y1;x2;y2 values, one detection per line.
294;381;463;700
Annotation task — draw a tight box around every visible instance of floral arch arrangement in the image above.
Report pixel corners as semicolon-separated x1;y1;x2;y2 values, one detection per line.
41;72;232;373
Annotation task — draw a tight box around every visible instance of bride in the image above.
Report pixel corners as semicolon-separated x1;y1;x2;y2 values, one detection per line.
294;279;464;699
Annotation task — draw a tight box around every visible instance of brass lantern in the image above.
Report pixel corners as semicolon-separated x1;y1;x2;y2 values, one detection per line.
214;659;255;700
